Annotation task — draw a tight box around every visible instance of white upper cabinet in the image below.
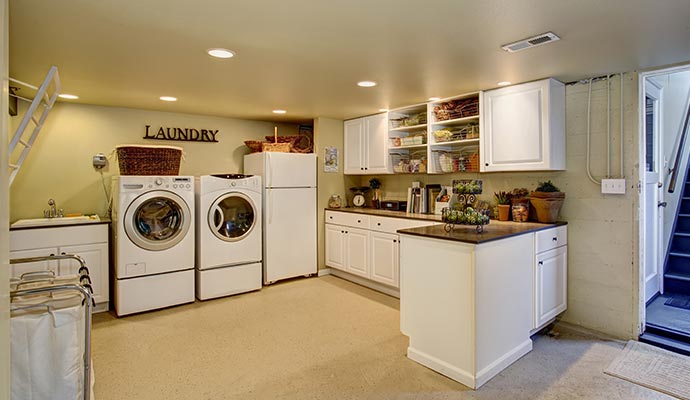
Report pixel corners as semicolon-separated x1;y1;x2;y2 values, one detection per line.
480;78;565;172
344;113;391;175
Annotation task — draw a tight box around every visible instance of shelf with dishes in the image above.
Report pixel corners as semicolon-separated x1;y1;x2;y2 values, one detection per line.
428;144;480;174
390;149;428;174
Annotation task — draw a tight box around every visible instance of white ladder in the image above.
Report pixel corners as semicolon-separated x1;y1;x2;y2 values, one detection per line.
8;66;61;185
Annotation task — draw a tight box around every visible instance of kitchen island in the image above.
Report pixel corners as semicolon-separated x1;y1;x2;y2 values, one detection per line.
398;221;567;389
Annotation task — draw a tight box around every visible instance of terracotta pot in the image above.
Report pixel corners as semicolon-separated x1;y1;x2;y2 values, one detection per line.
530;195;565;223
497;204;511;221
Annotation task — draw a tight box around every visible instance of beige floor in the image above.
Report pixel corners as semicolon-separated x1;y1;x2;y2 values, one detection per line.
92;275;672;400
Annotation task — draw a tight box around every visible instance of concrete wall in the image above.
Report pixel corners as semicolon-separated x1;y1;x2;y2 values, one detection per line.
353;76;640;339
652;72;690;256
9;103;300;221
314;117;358;270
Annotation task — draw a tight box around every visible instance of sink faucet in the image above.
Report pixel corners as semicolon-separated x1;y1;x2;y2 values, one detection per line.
44;198;62;218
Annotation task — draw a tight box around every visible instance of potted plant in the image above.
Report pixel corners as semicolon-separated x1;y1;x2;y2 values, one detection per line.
494;191;512;221
530;180;565;223
369;178;382;209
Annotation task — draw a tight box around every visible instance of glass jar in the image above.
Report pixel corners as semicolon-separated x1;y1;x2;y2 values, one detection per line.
328;195;342;208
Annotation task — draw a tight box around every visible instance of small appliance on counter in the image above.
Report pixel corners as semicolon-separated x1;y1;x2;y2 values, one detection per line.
381;200;408;211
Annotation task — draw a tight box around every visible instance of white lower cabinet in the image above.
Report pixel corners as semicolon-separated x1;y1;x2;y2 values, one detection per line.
532;226;568;332
345;227;369;277
325;210;436;291
369;231;399;287
534;246;567;329
10;224;110;312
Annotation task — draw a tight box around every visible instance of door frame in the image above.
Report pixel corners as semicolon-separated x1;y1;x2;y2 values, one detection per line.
638;63;690;335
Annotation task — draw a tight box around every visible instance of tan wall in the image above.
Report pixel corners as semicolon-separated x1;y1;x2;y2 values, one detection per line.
353;76;640;339
314;117;358;271
9;103;300;221
0;0;11;396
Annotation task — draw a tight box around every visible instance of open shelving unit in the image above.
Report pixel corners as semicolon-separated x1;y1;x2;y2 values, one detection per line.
384;93;482;175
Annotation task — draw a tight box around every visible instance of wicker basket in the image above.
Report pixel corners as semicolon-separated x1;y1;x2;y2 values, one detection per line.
244;140;265;153
115;145;182;175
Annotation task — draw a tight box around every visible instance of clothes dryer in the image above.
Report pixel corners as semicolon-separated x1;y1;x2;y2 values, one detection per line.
111;176;195;316
195;174;262;300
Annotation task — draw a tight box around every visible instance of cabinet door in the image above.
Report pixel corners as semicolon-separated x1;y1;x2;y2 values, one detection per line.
365;113;391;173
345;227;369;278
59;243;109;305
369;231;399;287
535;246;567;329
344;118;365;174
9;247;59;279
325;224;346;271
481;79;564;172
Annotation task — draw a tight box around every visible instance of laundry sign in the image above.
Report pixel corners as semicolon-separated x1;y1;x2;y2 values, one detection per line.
143;125;219;143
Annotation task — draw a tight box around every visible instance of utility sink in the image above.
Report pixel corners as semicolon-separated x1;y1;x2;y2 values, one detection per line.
11;215;101;228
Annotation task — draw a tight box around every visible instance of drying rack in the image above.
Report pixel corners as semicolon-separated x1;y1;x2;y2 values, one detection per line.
10;254;93;400
8;66;61;186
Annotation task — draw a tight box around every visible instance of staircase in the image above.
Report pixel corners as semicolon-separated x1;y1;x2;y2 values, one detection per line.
665;173;690;294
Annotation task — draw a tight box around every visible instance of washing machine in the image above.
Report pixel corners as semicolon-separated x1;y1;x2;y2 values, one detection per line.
111;176;195;316
195;174;262;300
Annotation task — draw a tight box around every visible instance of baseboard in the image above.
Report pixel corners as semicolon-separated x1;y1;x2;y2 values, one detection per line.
93;302;109;314
407;346;476;389
552;320;626;342
328;269;400;298
317;268;332;277
475;339;532;388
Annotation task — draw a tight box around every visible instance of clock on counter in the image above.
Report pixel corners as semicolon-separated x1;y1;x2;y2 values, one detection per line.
349;186;370;208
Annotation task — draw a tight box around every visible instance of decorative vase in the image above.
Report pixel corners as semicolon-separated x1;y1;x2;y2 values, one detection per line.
530;191;565;223
497;204;511;221
371;189;381;209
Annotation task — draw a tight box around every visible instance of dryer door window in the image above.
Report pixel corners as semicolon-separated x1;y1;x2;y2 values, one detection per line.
125;191;192;251
208;193;256;242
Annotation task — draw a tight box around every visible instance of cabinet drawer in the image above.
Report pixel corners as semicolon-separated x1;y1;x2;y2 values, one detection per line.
325;211;370;229
10;224;108;251
535;225;567;253
370;216;437;234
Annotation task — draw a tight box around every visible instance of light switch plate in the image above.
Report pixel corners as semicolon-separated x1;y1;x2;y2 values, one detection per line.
601;178;626;194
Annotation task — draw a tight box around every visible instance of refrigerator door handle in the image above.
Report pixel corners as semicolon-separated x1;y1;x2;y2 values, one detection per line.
269;189;273;224
267;152;273;188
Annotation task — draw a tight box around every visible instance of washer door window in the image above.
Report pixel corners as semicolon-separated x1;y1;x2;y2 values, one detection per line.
124;191;191;251
208;193;256;242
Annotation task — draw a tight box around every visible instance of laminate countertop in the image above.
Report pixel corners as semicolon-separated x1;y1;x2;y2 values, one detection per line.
398;220;567;244
9;217;111;231
326;207;566;244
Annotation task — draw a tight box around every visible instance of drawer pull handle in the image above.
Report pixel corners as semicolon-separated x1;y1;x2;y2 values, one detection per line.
329;216;333;219
552;237;557;241
393;240;397;243
341;231;344;233
377;223;381;226
357;220;361;223
538;261;544;266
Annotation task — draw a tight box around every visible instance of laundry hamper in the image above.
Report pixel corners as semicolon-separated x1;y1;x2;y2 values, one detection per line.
115;145;183;175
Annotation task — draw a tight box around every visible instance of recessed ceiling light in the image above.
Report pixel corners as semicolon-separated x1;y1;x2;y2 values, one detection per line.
58;94;79;99
428;97;440;101
378;108;389;112
207;48;236;59
160;96;177;102
272;109;287;114
357;81;377;87
497;81;512;86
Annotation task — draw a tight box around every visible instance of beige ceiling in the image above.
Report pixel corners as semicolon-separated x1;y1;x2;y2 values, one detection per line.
8;0;690;123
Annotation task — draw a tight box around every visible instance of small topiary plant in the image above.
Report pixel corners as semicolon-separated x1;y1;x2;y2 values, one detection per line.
369;178;381;189
535;180;561;192
494;191;512;205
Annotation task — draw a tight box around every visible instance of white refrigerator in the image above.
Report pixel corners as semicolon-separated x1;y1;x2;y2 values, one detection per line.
244;152;317;284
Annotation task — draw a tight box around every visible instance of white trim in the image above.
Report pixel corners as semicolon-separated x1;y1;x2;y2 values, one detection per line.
475;339;533;388
328;268;400;298
407;346;476;388
317;268;332;277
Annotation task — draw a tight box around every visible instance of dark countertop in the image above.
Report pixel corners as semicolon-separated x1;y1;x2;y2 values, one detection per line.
10;218;111;231
398;220;567;244
326;207;444;222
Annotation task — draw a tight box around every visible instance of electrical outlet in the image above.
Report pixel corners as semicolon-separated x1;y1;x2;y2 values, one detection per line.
92;153;107;169
601;178;626;194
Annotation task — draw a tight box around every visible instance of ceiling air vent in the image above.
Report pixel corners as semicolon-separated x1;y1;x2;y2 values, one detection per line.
501;32;560;53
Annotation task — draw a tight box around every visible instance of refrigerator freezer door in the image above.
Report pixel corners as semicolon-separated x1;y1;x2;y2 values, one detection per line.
264;187;317;283
265;153;316;188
